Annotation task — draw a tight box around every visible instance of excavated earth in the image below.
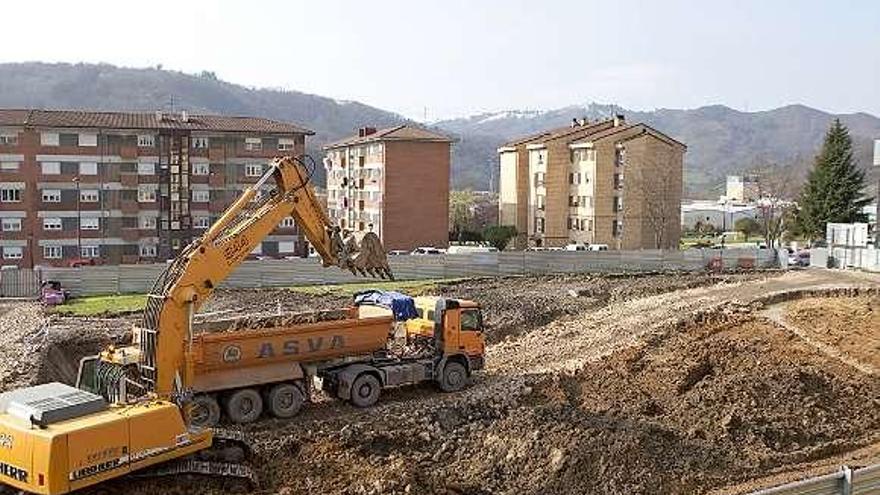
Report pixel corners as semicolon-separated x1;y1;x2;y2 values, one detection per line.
1;269;879;495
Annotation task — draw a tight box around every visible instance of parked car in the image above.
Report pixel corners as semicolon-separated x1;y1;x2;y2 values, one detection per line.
588;244;609;251
564;243;588;252
388;250;410;256
411;247;444;255
788;250;811;267
68;258;99;268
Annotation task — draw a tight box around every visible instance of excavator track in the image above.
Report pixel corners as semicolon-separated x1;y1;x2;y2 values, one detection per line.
131;428;257;488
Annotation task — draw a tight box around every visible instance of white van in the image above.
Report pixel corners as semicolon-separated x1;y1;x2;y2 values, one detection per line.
564;243;588;251
446;245;499;254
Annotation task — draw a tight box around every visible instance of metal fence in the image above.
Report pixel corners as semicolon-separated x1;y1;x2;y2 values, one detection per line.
810;247;880;272
751;464;880;495
0;268;40;298
4;248;781;298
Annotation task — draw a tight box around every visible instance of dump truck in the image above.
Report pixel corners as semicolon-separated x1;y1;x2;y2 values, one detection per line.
77;295;485;426
0;156;404;494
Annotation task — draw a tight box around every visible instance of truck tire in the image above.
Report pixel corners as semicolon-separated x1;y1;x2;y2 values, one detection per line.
266;383;304;418
189;394;221;427
440;361;468;392
225;388;263;424
349;373;381;408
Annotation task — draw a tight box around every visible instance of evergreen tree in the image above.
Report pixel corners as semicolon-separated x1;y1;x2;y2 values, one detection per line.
795;119;870;240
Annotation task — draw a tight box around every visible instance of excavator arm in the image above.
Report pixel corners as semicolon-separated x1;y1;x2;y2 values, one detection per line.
95;156;391;401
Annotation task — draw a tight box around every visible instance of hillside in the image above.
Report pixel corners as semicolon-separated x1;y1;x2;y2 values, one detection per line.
0;63;877;197
437;103;880;198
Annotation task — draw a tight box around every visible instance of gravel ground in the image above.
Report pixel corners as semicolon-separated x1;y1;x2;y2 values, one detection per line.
1;269;879;494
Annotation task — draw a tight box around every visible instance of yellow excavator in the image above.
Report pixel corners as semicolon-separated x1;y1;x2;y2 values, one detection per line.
0;156;393;494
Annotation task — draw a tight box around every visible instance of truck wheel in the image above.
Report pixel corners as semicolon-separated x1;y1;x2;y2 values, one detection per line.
350;374;381;408
225;388;263;424
267;383;304;418
189;394;221;427
440;362;468;392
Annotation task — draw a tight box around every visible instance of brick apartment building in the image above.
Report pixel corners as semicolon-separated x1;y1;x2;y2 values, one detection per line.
0;109;313;268
498;115;685;250
323;125;452;251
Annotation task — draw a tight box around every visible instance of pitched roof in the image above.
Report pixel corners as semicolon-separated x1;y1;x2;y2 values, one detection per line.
324;125;452;149
571;122;686;149
502;119;616;147
0;109;313;135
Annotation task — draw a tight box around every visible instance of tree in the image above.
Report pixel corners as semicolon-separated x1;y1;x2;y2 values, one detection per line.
734;217;761;240
449;190;476;240
795;119;871;240
626;155;681;249
483;225;517;251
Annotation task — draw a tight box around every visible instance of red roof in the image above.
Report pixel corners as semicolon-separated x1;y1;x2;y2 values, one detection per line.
0;109;313;135
324;125;452;149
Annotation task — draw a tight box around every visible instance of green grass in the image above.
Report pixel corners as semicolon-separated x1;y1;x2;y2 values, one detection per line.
52;294;148;317
288;278;460;296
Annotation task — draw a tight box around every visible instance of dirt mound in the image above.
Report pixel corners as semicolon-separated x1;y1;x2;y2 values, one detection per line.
785;295;880;370
221;311;879;495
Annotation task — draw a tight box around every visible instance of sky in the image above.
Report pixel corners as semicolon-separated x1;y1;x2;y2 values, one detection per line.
2;0;879;121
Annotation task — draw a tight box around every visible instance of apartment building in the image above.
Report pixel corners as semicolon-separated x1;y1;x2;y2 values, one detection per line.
498;115;686;250
0;109;313;267
323;125;452;251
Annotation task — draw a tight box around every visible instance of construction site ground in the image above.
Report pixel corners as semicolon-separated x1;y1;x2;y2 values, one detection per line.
0;269;878;494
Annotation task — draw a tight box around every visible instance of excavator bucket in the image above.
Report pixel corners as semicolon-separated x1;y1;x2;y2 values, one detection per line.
336;231;394;279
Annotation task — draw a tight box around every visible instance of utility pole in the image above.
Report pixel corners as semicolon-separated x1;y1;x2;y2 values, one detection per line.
73;176;81;261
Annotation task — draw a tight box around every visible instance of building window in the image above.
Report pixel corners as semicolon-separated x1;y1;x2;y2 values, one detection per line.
80;245;100;258
614;173;624;189
139;215;157;230
191;190;209;203
41;162;61;175
613;220;624;238
138;185;157;203
139;244;157;257
0;188;21;203
1;218;21;231
278;241;295;254
280;217;295;228
192;137;209;149
192;163;209;176
244;138;262;151
245;163;263;177
536;195;545;211
1;161;19;171
41;132;59;146
615;147;626;167
42;189;61;203
193;216;210;229
137;162;155;175
613;196;624;213
0;133;18;146
2;246;22;260
78;133;98;147
79;162;98;175
138;135;155;147
43;217;62;231
80;189;99;202
43;245;63;259
80;217;100;230
278;138;295;151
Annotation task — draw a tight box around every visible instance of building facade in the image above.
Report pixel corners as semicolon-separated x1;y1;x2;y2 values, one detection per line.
323;125;451;251
0;109;312;267
498;116;686;250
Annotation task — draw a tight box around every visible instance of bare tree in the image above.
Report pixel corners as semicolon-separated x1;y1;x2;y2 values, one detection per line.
746;162;802;249
627;161;680;249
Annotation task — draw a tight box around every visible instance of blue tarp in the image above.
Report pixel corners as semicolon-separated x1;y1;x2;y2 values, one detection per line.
353;290;418;321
